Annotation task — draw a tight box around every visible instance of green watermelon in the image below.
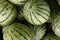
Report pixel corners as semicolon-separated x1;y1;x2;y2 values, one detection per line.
23;0;50;25
28;24;46;40
0;0;17;26
3;23;34;40
8;0;28;6
51;12;60;37
42;32;60;40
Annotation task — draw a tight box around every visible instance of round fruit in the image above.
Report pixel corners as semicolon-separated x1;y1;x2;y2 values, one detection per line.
28;24;46;40
43;32;60;40
23;0;50;25
3;23;34;40
0;0;17;26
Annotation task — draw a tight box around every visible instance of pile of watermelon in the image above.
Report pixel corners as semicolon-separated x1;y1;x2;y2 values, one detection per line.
0;0;60;40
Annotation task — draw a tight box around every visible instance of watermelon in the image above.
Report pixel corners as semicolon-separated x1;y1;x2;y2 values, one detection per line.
8;0;28;6
23;0;50;25
0;0;17;26
3;23;34;40
42;32;60;40
51;12;60;37
28;24;46;40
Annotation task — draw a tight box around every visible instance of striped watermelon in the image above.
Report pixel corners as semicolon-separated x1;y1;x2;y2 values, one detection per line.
23;0;50;25
8;0;28;6
28;24;46;40
42;32;60;40
57;0;60;6
51;12;60;37
0;0;17;26
17;6;25;21
3;23;34;40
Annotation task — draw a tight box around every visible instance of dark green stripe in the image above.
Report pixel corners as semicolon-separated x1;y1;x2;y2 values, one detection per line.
34;26;39;35
10;30;18;38
52;20;59;26
50;36;57;40
14;25;32;39
36;9;49;20
33;0;46;4
32;11;42;24
50;35;59;40
53;21;58;27
10;29;25;40
38;29;45;35
35;11;47;20
36;6;50;16
35;8;49;17
37;29;45;35
18;8;23;13
54;36;60;40
0;5;14;23
0;4;9;14
0;1;5;4
18;8;23;17
30;11;36;25
13;28;27;40
15;24;33;40
34;26;39;32
7;31;13;40
53;20;59;27
20;1;27;3
4;33;7;38
34;3;48;7
53;23;60;31
48;38;51;40
38;27;45;33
